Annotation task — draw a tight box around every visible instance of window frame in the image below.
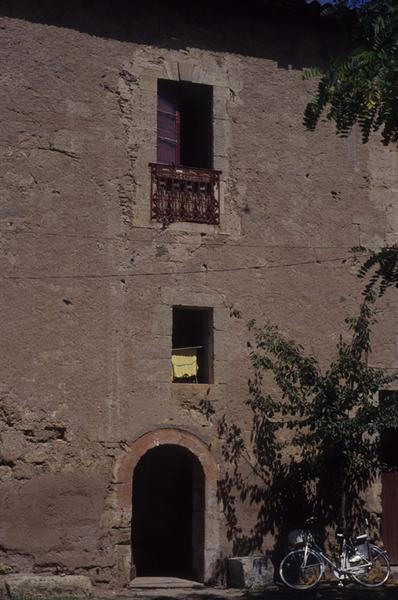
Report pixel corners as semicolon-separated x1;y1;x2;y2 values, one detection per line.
171;306;214;384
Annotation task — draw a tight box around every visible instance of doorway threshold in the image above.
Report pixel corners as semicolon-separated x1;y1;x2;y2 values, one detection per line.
129;577;204;589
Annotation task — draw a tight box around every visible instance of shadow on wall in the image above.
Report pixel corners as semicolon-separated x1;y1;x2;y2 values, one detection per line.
198;405;380;582
0;0;338;69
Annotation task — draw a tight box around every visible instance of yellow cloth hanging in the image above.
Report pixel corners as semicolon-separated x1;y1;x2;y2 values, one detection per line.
172;348;198;379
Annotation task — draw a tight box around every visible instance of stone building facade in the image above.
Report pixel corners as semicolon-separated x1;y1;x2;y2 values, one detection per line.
1;0;398;588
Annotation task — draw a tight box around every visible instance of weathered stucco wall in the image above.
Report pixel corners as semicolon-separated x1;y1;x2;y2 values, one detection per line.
1;0;397;586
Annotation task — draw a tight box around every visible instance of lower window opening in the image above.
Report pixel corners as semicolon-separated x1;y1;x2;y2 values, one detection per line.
172;307;213;384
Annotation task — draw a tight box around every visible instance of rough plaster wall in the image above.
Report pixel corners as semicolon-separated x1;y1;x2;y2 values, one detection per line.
0;3;397;584
0;390;117;583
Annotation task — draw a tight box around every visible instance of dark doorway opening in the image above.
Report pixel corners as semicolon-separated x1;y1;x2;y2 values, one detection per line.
132;444;205;580
380;390;398;564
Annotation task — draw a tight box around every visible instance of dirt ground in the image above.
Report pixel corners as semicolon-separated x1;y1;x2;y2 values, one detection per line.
100;581;398;600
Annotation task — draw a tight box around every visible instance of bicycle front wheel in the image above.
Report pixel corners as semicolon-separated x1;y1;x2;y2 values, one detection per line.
352;544;390;587
279;548;325;590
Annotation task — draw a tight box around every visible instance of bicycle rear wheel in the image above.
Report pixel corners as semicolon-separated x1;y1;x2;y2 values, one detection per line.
279;548;324;590
352;544;390;587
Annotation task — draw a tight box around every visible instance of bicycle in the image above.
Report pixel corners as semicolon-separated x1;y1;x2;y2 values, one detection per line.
279;517;391;590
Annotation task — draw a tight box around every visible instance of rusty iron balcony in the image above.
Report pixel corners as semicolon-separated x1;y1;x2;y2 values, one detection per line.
150;163;221;225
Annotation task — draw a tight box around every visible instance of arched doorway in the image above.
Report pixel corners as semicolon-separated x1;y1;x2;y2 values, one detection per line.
132;444;205;581
112;428;220;585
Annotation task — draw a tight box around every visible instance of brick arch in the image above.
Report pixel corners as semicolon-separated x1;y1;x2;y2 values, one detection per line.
113;428;220;583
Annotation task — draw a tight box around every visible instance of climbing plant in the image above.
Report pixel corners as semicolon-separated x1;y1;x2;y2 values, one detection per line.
199;295;398;556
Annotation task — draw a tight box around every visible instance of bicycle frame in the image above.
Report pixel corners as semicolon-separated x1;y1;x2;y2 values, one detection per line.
281;520;391;590
302;530;374;578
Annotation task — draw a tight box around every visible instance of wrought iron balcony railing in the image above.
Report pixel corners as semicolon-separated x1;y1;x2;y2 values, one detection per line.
150;163;221;225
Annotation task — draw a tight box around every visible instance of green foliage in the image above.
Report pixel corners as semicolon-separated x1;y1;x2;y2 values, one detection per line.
198;295;398;554
304;0;398;145
355;244;398;295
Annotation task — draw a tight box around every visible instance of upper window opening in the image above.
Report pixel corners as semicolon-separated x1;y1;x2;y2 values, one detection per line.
157;80;213;169
172;307;213;384
151;81;219;225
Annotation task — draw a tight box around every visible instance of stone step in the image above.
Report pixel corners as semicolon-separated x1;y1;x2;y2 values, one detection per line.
3;574;93;599
128;577;204;589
